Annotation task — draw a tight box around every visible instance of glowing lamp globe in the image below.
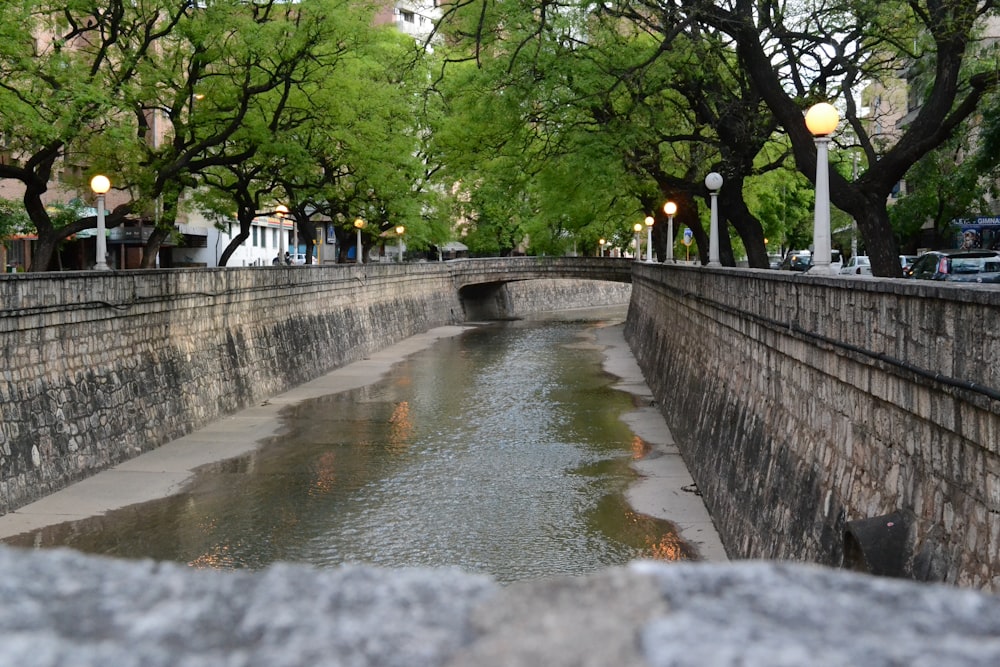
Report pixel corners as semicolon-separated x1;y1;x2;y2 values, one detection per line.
805;103;840;137
664;201;677;216
90;175;111;195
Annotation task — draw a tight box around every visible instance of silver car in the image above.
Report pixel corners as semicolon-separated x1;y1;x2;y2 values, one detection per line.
839;255;872;275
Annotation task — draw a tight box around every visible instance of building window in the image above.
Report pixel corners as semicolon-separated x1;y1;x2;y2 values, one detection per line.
401;10;414;22
252;226;258;246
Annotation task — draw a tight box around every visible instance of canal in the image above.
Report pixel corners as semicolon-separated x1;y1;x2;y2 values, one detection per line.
4;309;705;583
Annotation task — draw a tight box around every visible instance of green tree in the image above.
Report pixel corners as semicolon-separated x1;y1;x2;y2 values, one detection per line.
891;128;994;251
435;0;790;267
187;2;425;266
670;0;1000;276
0;0;172;270
100;0;365;268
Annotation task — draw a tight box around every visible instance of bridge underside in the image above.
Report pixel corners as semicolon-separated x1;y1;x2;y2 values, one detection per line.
458;281;522;320
451;257;634;321
457;278;633;321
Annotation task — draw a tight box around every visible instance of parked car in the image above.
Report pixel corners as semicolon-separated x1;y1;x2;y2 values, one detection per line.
906;249;1000;283
779;250;812;271
899;255;918;276
779;249;842;272
830;249;843;273
839;255;872;275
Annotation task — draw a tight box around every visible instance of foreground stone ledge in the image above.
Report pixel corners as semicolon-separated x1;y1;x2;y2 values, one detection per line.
2;547;1000;666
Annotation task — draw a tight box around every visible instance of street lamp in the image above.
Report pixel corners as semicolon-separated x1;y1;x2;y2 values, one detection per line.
704;172;723;267
395;224;405;263
598;238;606;257
353;217;366;264
644;215;655;262
276;204;289;262
663;201;677;262
633;222;643;261
90;175;111;271
805;102;840;275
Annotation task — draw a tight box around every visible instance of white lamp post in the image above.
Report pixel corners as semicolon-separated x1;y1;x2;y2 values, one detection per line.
90;175;111;271
705;172;723;267
275;204;289;262
633;222;643;261
644;215;655;262
663;201;677;263
805;102;840;275
395;224;405;262
353;217;366;264
598;238;606;257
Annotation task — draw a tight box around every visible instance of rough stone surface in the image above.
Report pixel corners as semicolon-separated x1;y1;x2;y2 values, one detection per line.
3;546;1000;666
625;264;1000;590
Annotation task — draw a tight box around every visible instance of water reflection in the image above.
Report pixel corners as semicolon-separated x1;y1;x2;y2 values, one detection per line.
4;314;699;582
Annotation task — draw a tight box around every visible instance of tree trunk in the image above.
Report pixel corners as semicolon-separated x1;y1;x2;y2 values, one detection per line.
851;197;902;277
141;228;170;268
219;226;251;267
142;185;183;269
23;186;57;272
31;234;60;272
721;181;769;269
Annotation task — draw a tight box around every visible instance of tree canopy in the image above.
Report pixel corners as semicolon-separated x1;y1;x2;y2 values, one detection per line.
4;0;1000;275
432;0;1000;275
1;0;440;271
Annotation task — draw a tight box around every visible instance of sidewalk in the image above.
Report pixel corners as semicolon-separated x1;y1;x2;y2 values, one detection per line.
595;322;728;562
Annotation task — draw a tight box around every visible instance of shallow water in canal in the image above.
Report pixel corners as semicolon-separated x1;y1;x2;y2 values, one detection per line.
6;312;698;582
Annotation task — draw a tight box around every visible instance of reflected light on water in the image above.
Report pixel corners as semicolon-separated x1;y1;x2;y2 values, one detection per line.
388;401;413;453
646;532;689;561
310;451;339;496
189;544;236;569
631;435;650;460
622;509;697;561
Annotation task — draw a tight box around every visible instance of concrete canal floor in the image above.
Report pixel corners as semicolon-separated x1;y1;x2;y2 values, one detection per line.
0;321;727;563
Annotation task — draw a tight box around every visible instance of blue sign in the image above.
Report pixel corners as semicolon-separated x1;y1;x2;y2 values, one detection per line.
683;228;693;246
950;217;1000;249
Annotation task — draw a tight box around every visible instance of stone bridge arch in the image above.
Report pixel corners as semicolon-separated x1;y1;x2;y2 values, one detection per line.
446;257;634;320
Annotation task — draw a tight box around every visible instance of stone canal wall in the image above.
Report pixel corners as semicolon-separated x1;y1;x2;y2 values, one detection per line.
0;263;629;515
624;264;1000;589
